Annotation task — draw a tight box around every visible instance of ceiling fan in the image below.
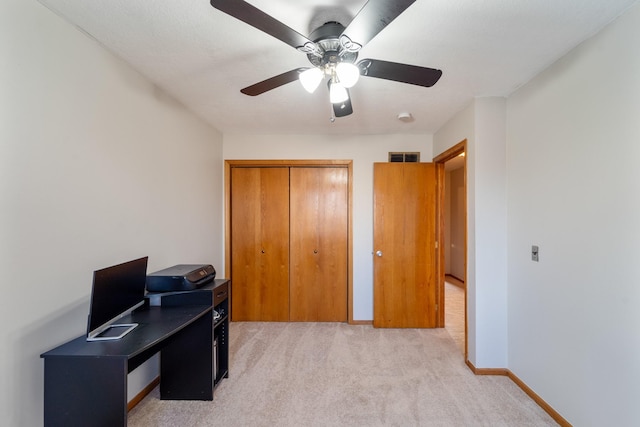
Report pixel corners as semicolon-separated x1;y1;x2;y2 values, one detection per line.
209;0;442;119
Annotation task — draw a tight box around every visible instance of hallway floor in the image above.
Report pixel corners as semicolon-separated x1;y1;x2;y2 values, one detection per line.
445;280;465;354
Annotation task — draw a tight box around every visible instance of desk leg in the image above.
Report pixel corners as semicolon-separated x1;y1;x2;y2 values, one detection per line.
160;311;213;400
44;357;127;427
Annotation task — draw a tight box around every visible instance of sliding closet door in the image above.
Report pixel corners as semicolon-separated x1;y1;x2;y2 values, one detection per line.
231;167;290;321
289;167;348;321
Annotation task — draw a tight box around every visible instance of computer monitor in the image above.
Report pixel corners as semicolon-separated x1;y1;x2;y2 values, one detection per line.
86;256;148;341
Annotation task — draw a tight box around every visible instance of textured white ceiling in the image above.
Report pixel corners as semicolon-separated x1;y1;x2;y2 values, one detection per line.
38;0;638;135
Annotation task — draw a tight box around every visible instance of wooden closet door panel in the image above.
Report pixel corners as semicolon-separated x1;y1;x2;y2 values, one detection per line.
289;167;348;322
373;163;437;328
231;167;290;321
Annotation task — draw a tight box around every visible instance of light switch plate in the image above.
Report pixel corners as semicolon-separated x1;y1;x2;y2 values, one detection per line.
531;245;539;262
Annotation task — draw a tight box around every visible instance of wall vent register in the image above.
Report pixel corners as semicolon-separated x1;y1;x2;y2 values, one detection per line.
389;152;420;163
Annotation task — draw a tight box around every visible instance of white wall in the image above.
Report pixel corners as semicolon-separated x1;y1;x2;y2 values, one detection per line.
506;3;640;425
474;98;507;368
224;133;432;320
433;98;508;369
0;1;223;426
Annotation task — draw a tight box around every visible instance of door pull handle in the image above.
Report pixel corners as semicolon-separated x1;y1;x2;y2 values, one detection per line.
376;250;383;257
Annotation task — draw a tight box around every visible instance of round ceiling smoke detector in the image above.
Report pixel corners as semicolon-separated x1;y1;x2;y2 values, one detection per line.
397;112;414;123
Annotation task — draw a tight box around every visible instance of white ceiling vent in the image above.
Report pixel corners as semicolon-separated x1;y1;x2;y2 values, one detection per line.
389;152;420;163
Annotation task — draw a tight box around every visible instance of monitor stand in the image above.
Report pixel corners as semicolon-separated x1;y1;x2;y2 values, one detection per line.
86;323;138;341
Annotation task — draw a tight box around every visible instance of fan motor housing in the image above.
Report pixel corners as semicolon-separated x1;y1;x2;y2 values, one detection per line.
307;22;358;68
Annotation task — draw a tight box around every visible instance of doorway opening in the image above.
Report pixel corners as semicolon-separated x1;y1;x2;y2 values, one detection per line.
435;140;467;357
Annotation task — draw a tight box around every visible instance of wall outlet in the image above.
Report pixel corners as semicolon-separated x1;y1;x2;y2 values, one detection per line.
531;245;539;262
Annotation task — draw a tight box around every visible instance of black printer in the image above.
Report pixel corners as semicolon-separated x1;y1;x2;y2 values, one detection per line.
146;264;216;292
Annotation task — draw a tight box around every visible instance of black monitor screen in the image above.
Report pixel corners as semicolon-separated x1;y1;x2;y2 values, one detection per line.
87;256;148;338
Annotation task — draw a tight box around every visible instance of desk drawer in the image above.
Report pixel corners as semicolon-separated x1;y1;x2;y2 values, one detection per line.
213;282;229;307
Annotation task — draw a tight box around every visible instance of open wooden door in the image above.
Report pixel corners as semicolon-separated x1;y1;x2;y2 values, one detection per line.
373;162;437;328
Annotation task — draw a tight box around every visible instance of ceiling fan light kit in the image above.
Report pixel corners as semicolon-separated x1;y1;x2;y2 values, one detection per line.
329;81;349;104
299;68;324;93
335;62;360;88
210;0;442;119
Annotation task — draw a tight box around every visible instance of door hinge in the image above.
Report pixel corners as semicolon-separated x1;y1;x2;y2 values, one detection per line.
435;241;438;249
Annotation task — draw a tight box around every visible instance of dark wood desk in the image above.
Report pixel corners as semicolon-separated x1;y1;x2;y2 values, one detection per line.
41;279;230;427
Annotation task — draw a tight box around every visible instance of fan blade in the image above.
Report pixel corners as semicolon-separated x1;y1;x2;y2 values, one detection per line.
210;0;316;52
333;91;353;118
357;59;442;87
340;0;416;50
241;68;305;96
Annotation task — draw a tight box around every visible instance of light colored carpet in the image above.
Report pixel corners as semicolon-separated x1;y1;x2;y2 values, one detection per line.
129;322;557;426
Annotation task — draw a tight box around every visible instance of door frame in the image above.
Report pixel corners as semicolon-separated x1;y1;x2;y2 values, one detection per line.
434;140;467;356
224;159;354;323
